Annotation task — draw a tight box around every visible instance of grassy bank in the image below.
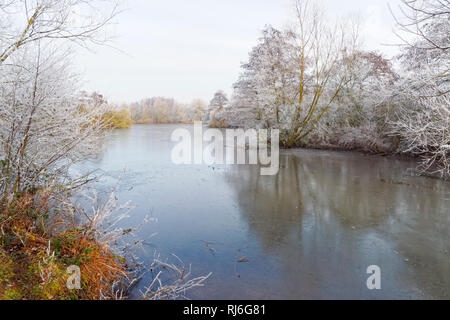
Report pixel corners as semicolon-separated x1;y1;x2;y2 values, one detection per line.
0;192;127;300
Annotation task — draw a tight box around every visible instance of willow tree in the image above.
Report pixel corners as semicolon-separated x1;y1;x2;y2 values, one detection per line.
281;0;360;147
229;1;360;147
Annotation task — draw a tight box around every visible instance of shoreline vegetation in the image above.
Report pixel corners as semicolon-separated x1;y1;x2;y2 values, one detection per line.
0;0;448;300
102;96;208;129
0;193;127;300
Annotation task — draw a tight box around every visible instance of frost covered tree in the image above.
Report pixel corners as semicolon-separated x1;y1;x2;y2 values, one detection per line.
189;98;207;121
391;0;450;51
123;97;200;124
278;0;360;147
0;45;110;199
0;0;120;200
388;0;449;178
209;90;229;109
227;0;360;147
390;79;449;178
206;90;229;126
310;51;399;152
0;0;120;64
230;26;296;129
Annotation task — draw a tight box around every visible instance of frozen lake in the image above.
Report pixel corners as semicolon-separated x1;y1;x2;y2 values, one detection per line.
76;124;450;299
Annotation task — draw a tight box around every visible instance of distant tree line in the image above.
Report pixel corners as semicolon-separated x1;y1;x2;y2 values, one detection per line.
122;97;207;124
0;0;209;300
78;94;207;128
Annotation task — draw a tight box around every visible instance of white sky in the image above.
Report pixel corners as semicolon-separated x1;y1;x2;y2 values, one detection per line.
75;0;404;104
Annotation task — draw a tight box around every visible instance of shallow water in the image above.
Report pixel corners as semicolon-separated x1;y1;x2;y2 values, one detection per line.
76;124;449;299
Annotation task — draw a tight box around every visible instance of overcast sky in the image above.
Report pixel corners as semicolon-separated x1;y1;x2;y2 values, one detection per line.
75;0;404;105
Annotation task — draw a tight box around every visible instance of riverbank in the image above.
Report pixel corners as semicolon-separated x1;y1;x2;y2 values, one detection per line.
199;121;446;180
0;192;128;300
